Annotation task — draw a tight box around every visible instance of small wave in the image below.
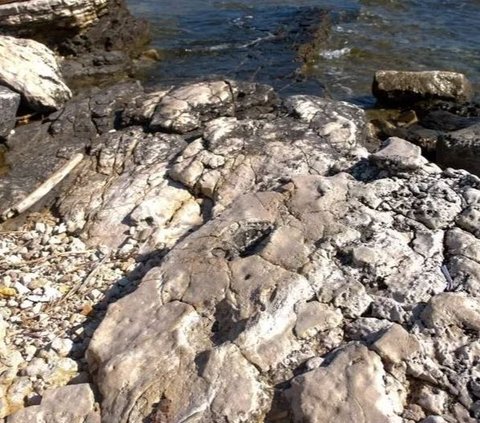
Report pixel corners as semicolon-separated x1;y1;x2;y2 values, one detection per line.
319;47;351;59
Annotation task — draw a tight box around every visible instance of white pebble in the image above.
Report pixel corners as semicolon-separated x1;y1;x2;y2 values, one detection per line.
50;338;73;357
20;300;33;309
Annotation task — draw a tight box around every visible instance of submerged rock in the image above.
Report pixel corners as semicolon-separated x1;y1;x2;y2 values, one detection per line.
0;36;71;111
373;70;473;106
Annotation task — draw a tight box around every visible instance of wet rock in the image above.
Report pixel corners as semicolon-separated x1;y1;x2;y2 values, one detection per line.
373;70;473;106
0;36;71;112
0;87;20;140
437;123;480;176
6;384;99;423
288;343;402;422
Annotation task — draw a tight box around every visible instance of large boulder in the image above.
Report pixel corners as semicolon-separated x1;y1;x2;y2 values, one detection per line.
373;70;474;105
0;36;71;111
0;86;20;140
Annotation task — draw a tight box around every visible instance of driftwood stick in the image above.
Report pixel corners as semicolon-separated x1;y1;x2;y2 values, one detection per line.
1;153;84;221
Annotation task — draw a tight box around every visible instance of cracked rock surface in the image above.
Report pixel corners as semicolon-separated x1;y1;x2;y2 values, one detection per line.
2;79;480;422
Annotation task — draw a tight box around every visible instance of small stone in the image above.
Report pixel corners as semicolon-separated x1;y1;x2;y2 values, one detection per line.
13;282;30;296
372;324;420;364
0;285;16;298
20;300;33;309
50;338;73;357
87;289;102;301
370;137;428;172
23;357;49;377
35;222;46;233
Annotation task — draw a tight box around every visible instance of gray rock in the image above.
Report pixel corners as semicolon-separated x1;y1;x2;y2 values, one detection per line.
149;80;278;134
0;36;71;112
437;123;480;177
0;86;20;140
370;137;428;172
373;70;473;105
6;384;99;423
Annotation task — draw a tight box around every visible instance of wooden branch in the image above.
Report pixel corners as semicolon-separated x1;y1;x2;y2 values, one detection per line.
1;153;84;222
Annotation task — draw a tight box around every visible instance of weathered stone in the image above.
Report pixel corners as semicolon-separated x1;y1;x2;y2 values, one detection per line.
373;70;473;105
285;95;368;148
0;0;108;36
437;123;480;176
421;293;480;333
370;137;428;172
0;86;20;140
0;36;71;111
372;324;420;364
6;384;99;423
150;80;278;134
294;301;343;338
288;343;402;422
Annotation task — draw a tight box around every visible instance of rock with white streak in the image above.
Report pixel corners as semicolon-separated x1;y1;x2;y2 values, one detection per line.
0;36;71;111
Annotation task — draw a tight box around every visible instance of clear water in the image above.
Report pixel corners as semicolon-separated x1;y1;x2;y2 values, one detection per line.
129;0;480;105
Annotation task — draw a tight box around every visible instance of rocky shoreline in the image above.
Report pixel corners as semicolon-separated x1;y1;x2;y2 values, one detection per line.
1;1;480;423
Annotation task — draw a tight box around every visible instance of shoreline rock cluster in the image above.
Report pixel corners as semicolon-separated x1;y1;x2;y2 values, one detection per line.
0;3;480;422
0;72;479;422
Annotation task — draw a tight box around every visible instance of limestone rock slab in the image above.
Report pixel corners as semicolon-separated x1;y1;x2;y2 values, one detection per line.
373;70;473;105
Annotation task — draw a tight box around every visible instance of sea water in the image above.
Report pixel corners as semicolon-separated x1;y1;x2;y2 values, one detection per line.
129;0;480;105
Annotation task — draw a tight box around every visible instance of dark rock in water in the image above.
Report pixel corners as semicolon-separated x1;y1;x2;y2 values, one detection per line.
0;86;20;140
61;51;134;89
58;0;150;84
57;0;150;58
420;110;480;132
373;71;473;106
437;124;480;176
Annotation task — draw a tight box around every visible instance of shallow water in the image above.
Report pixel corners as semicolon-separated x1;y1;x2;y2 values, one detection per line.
129;0;480;105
